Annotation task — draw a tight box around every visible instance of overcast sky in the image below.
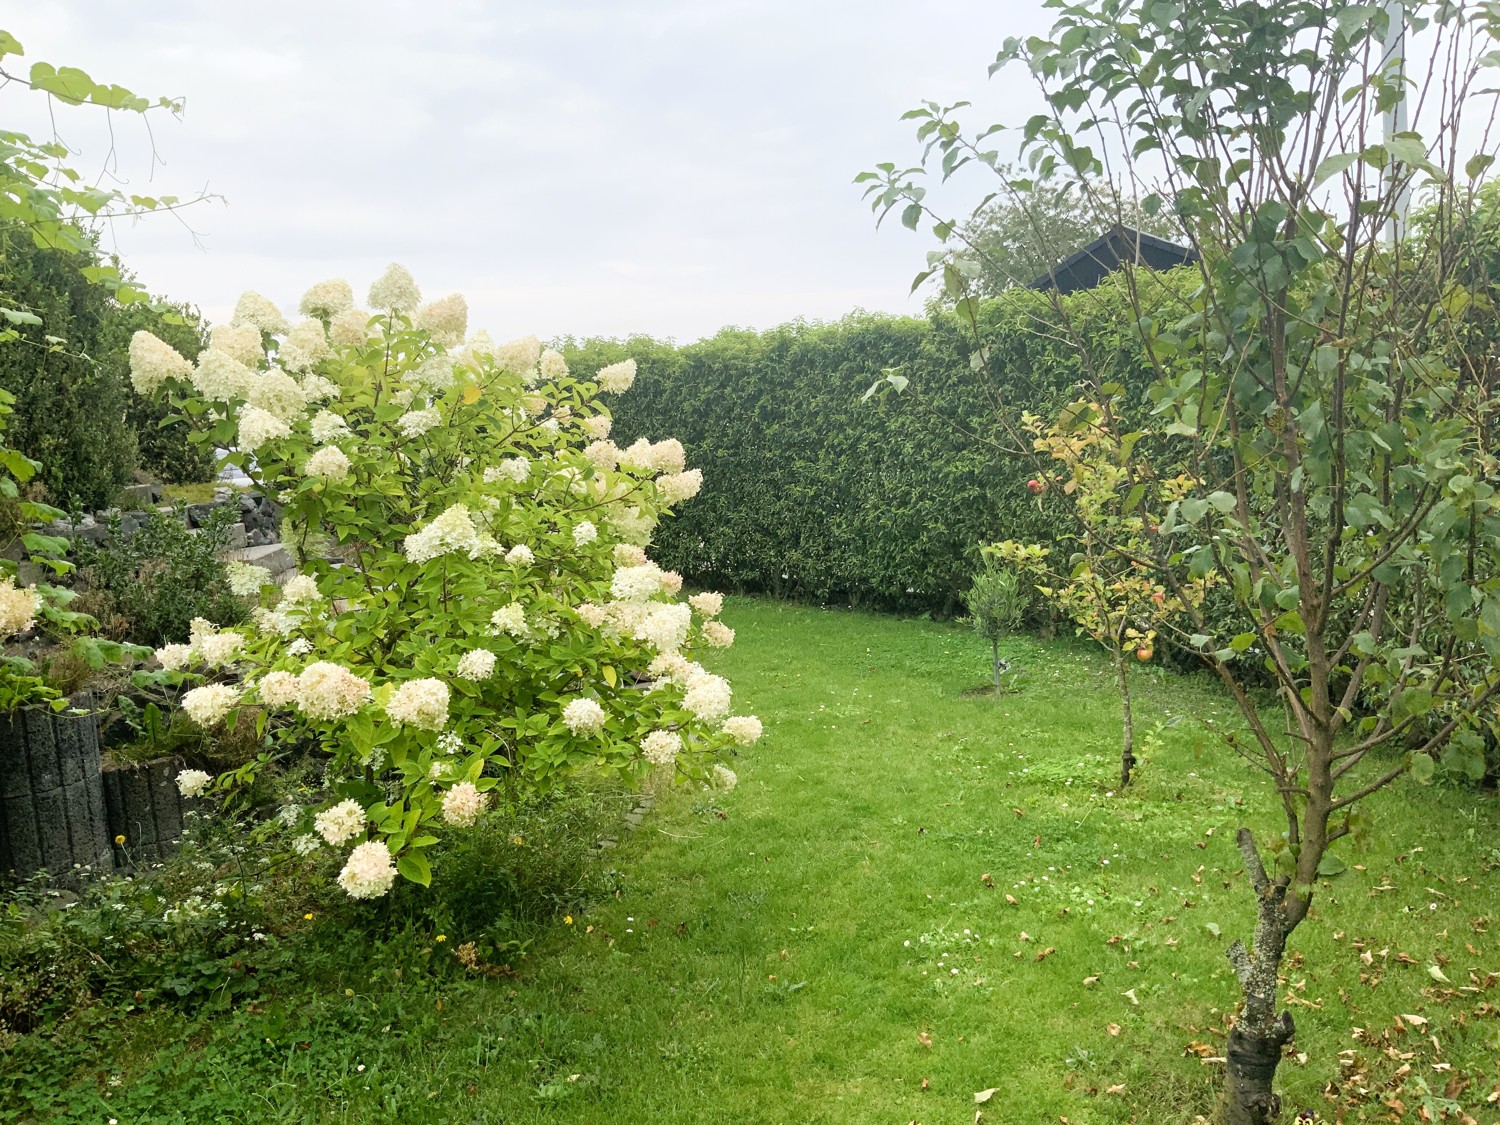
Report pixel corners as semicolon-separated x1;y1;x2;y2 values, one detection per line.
14;1;1057;343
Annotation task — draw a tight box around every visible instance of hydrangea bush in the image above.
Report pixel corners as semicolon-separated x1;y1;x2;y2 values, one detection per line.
131;265;759;896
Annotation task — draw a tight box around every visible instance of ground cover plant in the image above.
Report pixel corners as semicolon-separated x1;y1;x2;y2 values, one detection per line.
6;600;1496;1123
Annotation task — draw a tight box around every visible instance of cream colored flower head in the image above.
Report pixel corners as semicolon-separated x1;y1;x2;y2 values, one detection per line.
368;263;421;313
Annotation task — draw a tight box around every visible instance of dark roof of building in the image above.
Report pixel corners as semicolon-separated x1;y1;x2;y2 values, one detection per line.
1028;223;1198;294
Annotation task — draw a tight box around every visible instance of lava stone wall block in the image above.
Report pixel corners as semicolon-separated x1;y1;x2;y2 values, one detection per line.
0;702;113;879
102;756;197;865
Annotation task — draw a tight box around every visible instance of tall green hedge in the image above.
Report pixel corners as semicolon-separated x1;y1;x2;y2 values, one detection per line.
563;279;1178;613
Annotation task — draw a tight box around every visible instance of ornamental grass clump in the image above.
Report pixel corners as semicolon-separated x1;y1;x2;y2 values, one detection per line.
131;267;760;898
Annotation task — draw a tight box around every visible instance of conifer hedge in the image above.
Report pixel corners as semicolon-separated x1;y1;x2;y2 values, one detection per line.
564;278;1176;614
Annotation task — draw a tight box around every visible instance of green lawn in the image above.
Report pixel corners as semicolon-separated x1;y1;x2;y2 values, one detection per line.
13;599;1500;1123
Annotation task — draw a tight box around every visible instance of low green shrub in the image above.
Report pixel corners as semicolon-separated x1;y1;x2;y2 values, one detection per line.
72;508;245;648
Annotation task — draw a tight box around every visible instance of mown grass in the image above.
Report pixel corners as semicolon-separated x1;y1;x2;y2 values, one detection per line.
11;599;1500;1123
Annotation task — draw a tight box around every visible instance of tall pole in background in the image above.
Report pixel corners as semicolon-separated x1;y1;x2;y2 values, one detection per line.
1382;0;1411;242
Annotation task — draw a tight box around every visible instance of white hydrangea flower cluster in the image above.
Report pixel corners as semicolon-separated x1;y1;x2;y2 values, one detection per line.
257;670;300;707
701;620;735;648
244;368;309;422
232;290;290;334
211;323;265;367
182;684;240;728
226;561;272;597
484;456;530;484
386;678;450;730
127;330;194;394
329;308;372;346
641;729;680;766
367;263;421;313
573;520;598;546
295;662;371;720
193;348;254;401
306;446;352;480
309;410;352;443
300;278;355;319
490;603;528;637
397;408;441;439
315;798;366;845
237;405;292;452
416;294;468;345
441;781;485;827
562;697;606;736
281;574;322;604
636;602;692;653
338;840;397;898
456;649;497;680
405;504;484;563
658;469;704;506
683;670;733;721
175;769;212;798
721;715;763;745
0;578;40;637
495;335;542;378
596;359;637;393
188;618;244;668
611;562;665;601
279;318;333;372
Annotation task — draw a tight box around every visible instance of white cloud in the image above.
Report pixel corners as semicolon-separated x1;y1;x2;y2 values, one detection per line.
12;0;1056;340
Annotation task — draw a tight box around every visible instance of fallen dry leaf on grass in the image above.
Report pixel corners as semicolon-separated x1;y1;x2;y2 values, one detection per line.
1082;975;1100;986
1035;946;1056;962
1105;1084;1126;1095
917;1031;933;1049
1107;1023;1122;1036
974;1088;998;1104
